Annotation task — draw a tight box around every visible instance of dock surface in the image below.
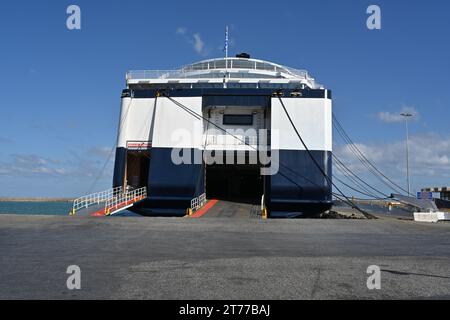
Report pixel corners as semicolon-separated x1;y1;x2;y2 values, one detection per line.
1;214;449;299
198;200;260;218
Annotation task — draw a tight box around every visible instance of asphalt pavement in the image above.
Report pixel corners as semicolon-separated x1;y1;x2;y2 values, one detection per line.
1;214;449;299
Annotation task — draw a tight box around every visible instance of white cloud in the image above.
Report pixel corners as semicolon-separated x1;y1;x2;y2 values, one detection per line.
176;27;187;35
192;33;205;55
377;106;419;123
176;28;209;56
87;146;112;158
0;147;114;181
0;154;64;177
334;132;450;193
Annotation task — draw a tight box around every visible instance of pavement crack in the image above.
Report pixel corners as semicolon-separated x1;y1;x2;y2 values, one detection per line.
310;268;322;299
382;269;450;279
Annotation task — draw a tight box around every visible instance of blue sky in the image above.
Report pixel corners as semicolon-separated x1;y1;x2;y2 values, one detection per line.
0;0;449;197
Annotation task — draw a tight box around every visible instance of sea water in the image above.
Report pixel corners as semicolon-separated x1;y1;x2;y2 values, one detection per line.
0;201;72;215
0;201;138;216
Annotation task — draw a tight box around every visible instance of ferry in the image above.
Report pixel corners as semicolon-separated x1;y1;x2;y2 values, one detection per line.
112;53;333;217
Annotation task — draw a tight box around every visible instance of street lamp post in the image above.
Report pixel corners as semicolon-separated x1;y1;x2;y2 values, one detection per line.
400;112;413;196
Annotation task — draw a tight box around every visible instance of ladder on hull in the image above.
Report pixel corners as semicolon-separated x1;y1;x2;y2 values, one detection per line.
70;186;147;217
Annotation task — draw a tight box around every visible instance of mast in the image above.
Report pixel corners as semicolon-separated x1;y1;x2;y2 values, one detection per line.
224;25;229;75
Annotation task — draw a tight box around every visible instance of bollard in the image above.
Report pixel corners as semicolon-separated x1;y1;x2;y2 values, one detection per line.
261;208;268;219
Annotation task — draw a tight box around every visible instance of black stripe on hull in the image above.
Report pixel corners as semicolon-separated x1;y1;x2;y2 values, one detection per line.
112;147;127;188
145;148;204;216
268;150;333;217
126;88;331;99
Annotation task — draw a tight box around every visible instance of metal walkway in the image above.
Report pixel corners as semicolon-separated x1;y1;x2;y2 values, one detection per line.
186;192;264;219
70;186;147;217
197;200;261;219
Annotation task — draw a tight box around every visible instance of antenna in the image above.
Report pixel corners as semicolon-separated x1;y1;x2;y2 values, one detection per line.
224;25;229;76
224;25;229;59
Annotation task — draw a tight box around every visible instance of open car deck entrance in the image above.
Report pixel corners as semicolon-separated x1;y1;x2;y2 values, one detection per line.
125;151;150;189
206;164;263;204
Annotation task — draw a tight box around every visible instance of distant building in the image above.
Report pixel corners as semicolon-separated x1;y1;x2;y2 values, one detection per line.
421;187;450;201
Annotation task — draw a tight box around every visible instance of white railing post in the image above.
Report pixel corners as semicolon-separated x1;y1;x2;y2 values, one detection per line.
76;186;146;216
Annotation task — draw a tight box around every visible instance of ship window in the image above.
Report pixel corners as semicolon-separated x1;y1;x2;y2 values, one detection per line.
192;83;223;89
255;62;273;71
189;62;207;71
214;60;226;68
227;82;258;89
258;83;282;89
203;95;270;108
223;114;253;126
232;59;255;69
258;83;303;89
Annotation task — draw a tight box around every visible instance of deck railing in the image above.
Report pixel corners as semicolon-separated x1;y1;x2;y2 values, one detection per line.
126;60;310;81
72;187;123;214
204;134;260;147
105;187;147;215
191;193;207;212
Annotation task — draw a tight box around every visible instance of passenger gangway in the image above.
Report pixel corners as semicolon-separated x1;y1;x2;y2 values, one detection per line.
70;186;147;217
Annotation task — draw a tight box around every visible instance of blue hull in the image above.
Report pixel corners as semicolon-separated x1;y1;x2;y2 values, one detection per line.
113;147;332;217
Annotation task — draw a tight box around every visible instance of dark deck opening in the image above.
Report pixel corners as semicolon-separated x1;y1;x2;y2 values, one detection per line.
126;151;150;189
206;164;263;204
